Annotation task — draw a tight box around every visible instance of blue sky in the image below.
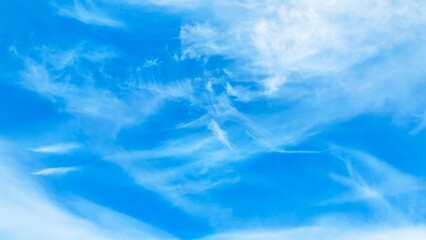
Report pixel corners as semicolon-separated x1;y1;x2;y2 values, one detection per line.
1;0;426;239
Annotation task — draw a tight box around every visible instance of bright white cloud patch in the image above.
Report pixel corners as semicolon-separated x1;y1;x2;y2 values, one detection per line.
30;143;80;154
179;0;426;74
33;167;79;176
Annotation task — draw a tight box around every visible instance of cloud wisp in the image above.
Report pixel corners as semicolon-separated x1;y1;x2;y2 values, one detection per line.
208;120;233;150
202;147;426;239
17;45;167;136
29;143;80;154
328;147;425;222
0;139;175;240
54;0;124;28
202;225;426;240
32;167;79;176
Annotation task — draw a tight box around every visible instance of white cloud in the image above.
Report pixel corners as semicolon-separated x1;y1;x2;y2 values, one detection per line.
122;78;193;99
200;148;426;239
115;0;208;9
330;147;423;203
29;143;80;154
55;0;124;28
105;133;239;221
208;120;233;150
32;167;79;176
142;0;426;151
178;0;426;75
0;139;175;240
13;1;426;231
15;43;237;221
202;225;426;240
325;147;425;225
18;46;166;136
143;59;159;68
58;0;426;156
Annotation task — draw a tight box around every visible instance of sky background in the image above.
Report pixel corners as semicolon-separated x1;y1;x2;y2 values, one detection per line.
1;0;426;239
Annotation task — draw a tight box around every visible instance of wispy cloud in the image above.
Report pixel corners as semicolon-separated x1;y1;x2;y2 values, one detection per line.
146;0;426;150
9;1;426;237
326;147;425;223
0;139;175;240
55;0;125;28
202;225;426;240
32;167;79;176
198;148;426;239
208;120;233;150
178;1;426;75
29;143;80;154
105;132;239;221
17;45;166;136
330;147;423;202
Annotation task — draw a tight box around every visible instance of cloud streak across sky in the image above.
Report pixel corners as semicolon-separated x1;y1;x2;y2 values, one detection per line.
1;0;426;239
30;143;80;154
32;166;79;176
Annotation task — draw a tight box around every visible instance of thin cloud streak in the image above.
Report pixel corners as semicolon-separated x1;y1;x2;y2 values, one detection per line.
32;167;79;176
29;143;80;154
202;225;426;240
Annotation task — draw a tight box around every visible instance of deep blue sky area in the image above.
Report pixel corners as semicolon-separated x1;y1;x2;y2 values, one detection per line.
1;1;426;240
